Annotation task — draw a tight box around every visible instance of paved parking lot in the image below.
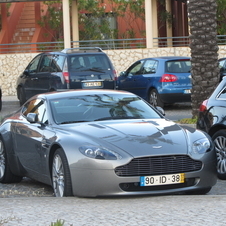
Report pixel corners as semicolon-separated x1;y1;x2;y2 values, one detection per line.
0;96;226;226
0;195;226;226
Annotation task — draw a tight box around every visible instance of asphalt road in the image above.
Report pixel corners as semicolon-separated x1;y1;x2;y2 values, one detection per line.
0;97;226;197
164;102;192;121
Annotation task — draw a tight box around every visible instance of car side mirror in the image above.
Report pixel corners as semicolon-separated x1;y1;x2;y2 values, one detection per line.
23;69;30;76
119;71;126;77
27;113;38;123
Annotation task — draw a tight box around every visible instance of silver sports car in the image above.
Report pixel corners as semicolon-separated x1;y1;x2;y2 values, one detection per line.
0;90;217;197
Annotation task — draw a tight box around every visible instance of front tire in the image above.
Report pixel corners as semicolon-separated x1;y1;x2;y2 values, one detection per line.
52;148;73;197
212;130;226;180
0;138;23;183
149;89;164;108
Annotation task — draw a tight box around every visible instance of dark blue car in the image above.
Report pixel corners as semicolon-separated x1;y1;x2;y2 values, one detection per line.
117;56;191;107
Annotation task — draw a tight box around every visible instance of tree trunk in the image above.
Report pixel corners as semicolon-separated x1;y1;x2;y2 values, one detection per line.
187;0;220;118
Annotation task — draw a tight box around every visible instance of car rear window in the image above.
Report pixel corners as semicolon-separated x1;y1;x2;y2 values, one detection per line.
166;60;191;73
69;54;111;71
217;87;226;99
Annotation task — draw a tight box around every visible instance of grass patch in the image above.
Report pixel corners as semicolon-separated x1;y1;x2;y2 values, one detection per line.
176;117;197;124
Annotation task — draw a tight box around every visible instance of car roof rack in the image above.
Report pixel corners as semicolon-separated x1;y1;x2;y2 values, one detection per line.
61;47;103;53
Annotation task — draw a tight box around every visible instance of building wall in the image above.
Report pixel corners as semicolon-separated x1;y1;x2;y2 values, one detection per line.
1;46;226;96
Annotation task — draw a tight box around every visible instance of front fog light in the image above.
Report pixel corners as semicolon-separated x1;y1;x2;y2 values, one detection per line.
192;138;211;154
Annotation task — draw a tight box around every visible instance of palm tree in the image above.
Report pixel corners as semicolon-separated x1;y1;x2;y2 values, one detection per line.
187;0;220;117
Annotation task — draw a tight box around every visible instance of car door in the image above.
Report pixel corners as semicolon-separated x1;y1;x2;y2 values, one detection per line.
33;54;53;94
118;59;157;99
118;60;145;97
21;54;42;99
13;98;48;176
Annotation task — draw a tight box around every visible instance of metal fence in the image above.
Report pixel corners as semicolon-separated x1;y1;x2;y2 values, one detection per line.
0;38;147;54
1;36;226;54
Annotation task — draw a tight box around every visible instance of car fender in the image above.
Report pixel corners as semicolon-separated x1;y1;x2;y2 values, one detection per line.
0;123;26;176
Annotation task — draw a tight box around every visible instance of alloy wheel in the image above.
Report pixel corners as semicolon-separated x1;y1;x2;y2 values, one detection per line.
52;154;65;197
214;135;226;175
149;91;158;107
0;140;5;180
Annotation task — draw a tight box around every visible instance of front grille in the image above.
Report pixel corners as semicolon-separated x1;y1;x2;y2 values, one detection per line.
115;155;202;177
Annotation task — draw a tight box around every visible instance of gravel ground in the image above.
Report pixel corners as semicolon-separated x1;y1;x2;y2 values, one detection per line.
0;178;53;198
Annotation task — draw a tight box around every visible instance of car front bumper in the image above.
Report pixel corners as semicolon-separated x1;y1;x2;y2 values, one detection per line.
70;154;217;197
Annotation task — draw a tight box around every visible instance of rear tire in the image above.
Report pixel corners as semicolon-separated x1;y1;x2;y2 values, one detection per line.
212;130;226;180
52;148;73;197
0;137;23;183
149;89;164;108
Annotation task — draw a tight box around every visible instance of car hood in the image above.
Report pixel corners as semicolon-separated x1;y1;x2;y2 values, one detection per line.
60;119;190;157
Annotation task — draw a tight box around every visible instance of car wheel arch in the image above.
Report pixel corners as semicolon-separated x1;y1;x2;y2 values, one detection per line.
50;146;73;197
0;135;23;183
209;125;226;137
48;143;63;173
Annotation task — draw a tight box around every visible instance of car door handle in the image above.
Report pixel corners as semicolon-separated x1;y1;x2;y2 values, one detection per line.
31;77;38;80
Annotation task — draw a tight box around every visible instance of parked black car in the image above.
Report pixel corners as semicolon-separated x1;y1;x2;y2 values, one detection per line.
0;87;2;111
197;77;226;179
16;47;117;105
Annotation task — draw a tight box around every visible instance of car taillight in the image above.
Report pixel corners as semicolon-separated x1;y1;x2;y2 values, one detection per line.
199;99;208;112
113;69;118;81
160;74;178;82
63;72;69;84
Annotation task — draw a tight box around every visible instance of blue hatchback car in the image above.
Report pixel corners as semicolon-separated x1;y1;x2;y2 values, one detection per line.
117;56;191;107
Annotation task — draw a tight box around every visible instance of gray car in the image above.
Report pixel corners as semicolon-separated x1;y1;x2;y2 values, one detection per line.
0;89;217;197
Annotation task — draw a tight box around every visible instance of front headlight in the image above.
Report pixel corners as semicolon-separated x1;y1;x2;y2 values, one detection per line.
192;138;211;154
79;146;122;160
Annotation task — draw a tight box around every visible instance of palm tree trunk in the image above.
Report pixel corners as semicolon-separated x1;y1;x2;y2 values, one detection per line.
187;0;220;117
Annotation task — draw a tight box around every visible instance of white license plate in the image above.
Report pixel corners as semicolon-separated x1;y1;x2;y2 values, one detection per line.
184;89;191;94
84;82;102;87
140;173;185;186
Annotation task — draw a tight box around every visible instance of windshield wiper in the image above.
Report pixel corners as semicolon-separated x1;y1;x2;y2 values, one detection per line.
87;68;105;72
60;120;89;124
94;116;138;121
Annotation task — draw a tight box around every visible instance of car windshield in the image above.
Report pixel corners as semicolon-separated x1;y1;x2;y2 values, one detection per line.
50;94;162;124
